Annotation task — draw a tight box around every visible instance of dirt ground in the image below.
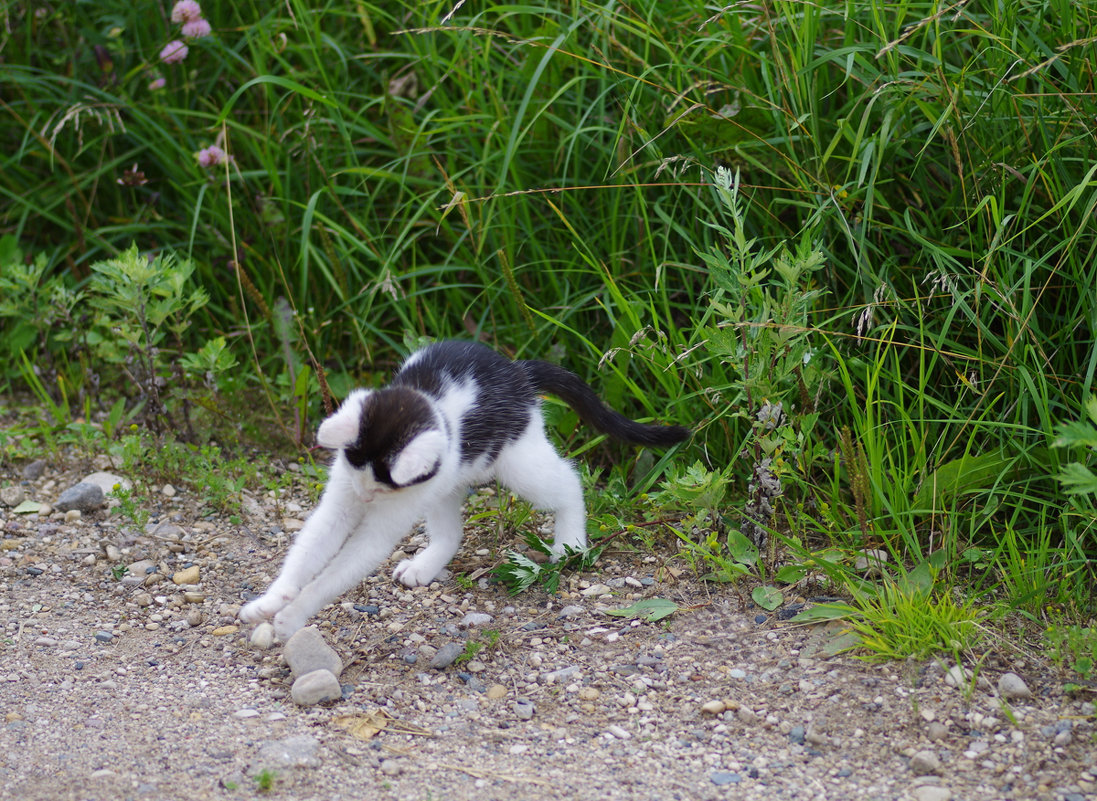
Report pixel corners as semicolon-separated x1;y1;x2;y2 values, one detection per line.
1;452;1094;801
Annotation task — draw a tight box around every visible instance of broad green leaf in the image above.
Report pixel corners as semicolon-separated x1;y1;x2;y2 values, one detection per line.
774;564;808;583
752;585;783;611
605;598;679;622
788;603;858;624
912;449;1049;511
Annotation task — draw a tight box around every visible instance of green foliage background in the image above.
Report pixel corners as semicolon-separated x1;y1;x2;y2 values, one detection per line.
2;1;1095;619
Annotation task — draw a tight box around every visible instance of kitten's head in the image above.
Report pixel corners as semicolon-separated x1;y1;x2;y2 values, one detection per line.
317;387;446;491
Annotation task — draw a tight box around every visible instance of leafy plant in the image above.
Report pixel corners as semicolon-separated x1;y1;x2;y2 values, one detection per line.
1045;625;1097;685
492;532;602;595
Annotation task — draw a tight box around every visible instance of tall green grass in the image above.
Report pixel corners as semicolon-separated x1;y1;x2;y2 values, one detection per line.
2;1;1095;614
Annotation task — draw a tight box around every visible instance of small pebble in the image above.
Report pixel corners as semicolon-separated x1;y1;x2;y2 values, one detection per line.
605;724;631;740
910;749;941;775
379;759;403;777
172;566;200;585
996;672;1032;700
429;642;465;670
290;669;342;706
512;699;535;721
284;626;343;677
250;623;275;650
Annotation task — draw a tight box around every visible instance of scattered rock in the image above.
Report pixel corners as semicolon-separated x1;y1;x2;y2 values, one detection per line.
55;483;104;512
605;724;631;740
460;612;493;627
429;641;465;670
943;664;991;690
910;749;941;775
81;472;130;493
710;771;740;786
512;699;535;721
486;684;507;700
21;460;47;481
284;626;343;678
701;700;726;715
542;666;579;684
580;583;612;596
290;669;342;706
996;672;1032;700
911;786;953;801
854;548;888;575
250;623;275;650
379;759;403;777
927;722;949;742
161;483;176;497
1;486;27;507
211;625;238;636
557;605;584;619
172;565;200;585
254;734;321;769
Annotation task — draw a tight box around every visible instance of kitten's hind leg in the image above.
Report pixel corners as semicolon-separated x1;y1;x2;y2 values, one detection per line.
392;492;465;587
494;422;586;558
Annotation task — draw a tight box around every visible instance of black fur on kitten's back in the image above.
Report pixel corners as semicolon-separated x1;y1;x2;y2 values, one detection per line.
391;341;689;461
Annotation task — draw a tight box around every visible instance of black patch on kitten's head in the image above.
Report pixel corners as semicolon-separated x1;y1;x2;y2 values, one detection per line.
343;387;440;487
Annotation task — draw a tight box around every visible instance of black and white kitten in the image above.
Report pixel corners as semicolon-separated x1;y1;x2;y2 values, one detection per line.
241;340;689;639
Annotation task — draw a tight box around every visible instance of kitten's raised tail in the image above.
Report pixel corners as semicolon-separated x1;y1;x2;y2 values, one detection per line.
519;360;691;447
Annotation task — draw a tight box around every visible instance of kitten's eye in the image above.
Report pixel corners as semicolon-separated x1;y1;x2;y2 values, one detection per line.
343;447;368;468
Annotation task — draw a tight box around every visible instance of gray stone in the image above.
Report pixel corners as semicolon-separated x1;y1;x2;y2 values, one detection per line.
283;625;342;678
910;749;941;775
943;664;990;690
911;787;952;801
710;772;741;786
21;460;47;481
55;483;105;513
254;734;321;769
82;471;130;494
997;672;1032;700
459;612;493;627
1;486;27;507
512;699;535;721
379;759;403;777
430;641;465;670
250;623;275;651
542;665;580;684
557;605;584;619
927;721;949;741
290;669;342;706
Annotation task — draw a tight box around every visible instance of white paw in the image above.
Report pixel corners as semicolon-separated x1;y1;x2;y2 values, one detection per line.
273;608;308;641
239;588;298;623
392;557;440;588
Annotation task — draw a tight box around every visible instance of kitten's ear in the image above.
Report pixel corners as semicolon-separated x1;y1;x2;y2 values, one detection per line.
316;390;369;449
390;429;446;486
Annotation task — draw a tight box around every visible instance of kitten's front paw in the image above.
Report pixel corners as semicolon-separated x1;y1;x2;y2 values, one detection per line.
240;588;298;623
392;558;440;588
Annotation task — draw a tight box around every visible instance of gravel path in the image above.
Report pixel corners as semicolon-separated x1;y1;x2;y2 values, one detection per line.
1;455;1094;801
